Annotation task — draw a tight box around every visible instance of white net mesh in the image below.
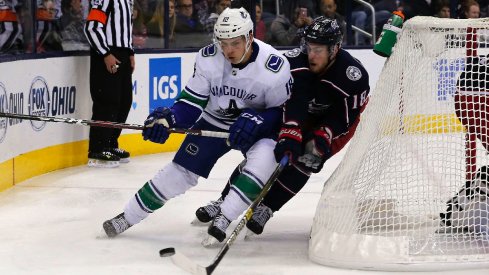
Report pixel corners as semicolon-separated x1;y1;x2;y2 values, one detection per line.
309;17;489;271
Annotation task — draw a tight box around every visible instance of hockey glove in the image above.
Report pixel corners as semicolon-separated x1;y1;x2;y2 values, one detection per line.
229;109;265;152
297;128;332;173
273;123;303;163
142;107;176;144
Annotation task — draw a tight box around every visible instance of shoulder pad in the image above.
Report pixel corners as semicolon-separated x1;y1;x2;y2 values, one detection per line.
265;54;285;73
201;44;217;57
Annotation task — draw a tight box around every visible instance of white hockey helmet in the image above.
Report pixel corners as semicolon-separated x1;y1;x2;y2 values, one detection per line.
214;7;253;40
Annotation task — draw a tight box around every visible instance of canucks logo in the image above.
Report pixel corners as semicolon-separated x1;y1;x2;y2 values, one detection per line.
265;54;284;73
0;82;7;143
29;76;50;131
202;44;217;57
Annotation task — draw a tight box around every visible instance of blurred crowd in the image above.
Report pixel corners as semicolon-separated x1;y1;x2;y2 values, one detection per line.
0;0;488;55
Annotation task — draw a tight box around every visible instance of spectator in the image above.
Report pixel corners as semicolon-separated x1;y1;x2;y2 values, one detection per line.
269;5;312;46
318;0;346;45
399;0;432;19
463;0;480;19
433;0;450;18
194;0;212;26
175;0;203;33
203;0;230;34
132;0;147;49
349;0;393;45
146;0;176;48
0;0;23;54
60;0;89;51
35;0;63;52
255;3;267;42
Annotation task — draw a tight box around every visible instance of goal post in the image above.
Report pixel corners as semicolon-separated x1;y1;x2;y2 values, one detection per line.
309;17;489;271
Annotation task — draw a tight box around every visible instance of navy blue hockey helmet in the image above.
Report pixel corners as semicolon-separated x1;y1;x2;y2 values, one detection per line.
302;16;343;47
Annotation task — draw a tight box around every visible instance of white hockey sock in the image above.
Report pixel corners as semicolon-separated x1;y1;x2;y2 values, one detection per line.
124;196;150;225
123;162;199;225
220;188;250;221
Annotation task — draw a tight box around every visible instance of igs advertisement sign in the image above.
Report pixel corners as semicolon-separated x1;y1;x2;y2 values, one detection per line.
149;58;181;113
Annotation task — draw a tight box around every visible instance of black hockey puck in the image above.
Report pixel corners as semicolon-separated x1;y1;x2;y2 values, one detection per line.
159;247;176;257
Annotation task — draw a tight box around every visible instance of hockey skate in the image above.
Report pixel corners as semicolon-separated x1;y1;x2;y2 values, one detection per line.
109;148;130;163
246;203;273;235
88;151;120;168
192;197;224;225
202;212;230;247
103;213;132;238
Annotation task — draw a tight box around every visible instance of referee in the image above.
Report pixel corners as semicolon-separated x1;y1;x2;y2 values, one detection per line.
84;0;134;168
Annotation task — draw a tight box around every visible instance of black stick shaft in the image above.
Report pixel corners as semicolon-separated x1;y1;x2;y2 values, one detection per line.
0;112;229;138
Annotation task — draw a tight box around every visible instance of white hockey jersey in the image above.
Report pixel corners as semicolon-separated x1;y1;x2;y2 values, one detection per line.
182;39;292;129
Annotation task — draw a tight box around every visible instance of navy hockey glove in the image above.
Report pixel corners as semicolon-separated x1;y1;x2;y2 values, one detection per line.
142;107;176;144
297;128;332;173
229;109;265;152
273;123;303;163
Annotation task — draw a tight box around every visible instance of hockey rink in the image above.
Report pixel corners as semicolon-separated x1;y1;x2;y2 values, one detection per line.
0;149;488;275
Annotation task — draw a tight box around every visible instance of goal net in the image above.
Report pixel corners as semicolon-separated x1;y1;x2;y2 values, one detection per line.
309;17;489;271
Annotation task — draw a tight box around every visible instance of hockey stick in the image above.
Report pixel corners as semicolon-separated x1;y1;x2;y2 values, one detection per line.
159;155;289;275
0;112;229;139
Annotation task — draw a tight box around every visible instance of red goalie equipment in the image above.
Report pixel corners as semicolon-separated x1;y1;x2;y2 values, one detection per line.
455;55;489;180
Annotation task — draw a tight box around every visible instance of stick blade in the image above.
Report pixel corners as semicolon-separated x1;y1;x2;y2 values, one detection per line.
168;249;208;275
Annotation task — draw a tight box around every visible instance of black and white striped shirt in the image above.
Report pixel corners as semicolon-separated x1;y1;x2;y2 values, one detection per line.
84;0;134;56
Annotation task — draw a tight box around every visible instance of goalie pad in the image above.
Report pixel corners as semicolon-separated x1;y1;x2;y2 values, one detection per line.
441;166;489;235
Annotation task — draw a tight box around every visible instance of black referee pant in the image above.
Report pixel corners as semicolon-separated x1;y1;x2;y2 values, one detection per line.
88;47;133;153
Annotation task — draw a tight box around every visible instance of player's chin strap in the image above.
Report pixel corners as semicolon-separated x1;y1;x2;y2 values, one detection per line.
235;33;253;64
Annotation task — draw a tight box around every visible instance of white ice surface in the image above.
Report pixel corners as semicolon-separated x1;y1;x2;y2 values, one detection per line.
0;150;488;275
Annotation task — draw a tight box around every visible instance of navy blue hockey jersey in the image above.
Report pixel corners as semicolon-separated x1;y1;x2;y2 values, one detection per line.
283;48;370;154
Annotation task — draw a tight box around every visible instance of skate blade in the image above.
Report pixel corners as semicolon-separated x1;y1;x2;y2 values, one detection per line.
119;157;130;163
201;235;221;248
87;159;120;168
190;218;209;226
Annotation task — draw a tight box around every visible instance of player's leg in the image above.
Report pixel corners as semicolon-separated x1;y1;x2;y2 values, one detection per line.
246;164;311;234
108;56;133;163
207;138;277;242
455;93;489;152
103;120;231;237
194;160;245;223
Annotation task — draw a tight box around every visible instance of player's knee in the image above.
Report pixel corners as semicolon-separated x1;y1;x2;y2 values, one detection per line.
151;162;199;199
243;138;277;183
